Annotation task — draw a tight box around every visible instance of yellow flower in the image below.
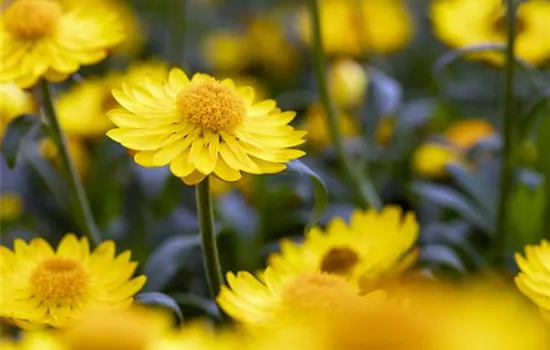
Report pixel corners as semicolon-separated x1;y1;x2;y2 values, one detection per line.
0;0;124;88
304;104;358;150
298;0;414;56
217;268;385;326
328;58;368;108
0;193;23;221
444;119;495;150
269;206;419;292
39;137;90;179
0;83;36;139
107;68;306;185
515;239;550;321
0;234;146;329
431;0;550;66
201;32;251;73
412;143;460;178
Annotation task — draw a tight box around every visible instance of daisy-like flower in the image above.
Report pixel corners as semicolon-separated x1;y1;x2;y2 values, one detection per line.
268;206;419;292
0;234;146;329
107;68;306;185
432;0;550;66
0;0;124;88
217;267;387;325
515;240;550;321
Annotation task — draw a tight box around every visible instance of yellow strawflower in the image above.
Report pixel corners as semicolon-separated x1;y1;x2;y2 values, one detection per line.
412;143;460;179
298;0;414;56
515;239;550;321
304;103;358;150
432;0;550;66
107;68;306;185
444;119;495;150
328;58;368;108
0;192;24;221
269;206;419;292
0;234;146;329
0;83;36;139
0;0;124;88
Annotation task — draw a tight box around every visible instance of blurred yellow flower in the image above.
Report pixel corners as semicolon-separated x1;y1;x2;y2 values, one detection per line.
304;104;358;150
328;58;368;108
412;143;459;178
0;234;146;329
0;193;23;221
0;0;124;88
444;119;495;150
432;0;550;66
107;68;306;185
299;0;414;56
210;173;253;199
217;268;383;325
38;137;90;179
375;116;396;147
269;206;419;292
0;83;36;139
202;32;251;73
515;239;550;321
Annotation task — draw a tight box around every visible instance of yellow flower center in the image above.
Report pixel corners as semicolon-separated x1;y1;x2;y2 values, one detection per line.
3;0;62;40
176;81;246;133
320;246;360;275
31;258;88;300
280;273;361;315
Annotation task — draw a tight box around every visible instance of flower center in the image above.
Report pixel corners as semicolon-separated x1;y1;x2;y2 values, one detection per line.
280;273;361;315
320;246;360;275
31;257;88;300
3;0;62;40
176;81;246;133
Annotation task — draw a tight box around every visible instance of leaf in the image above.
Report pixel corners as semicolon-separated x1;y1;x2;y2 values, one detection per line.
143;235;201;292
1;114;41;168
445;163;496;216
368;67;403;117
170;293;221;319
135;292;184;323
286;160;329;226
412;181;494;233
420;245;467;273
507;182;546;250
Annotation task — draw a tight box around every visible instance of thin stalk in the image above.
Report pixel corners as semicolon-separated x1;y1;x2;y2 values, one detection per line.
40;80;101;246
196;177;224;299
169;0;187;66
494;0;519;260
306;0;382;210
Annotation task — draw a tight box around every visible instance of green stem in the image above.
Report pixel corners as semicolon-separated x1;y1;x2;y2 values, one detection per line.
196;177;224;299
494;0;519;261
40;80;101;246
170;0;187;66
306;0;382;210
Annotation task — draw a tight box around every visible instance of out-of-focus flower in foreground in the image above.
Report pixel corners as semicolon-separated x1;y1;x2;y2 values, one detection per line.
412;143;460;179
0;193;23;221
328;58;368;109
269;206;419;292
0;83;36;139
107;68;306;185
432;0;550;66
0;0;124;88
444;119;496;150
304;104;358;150
515;239;550;321
0;234;146;329
298;0;414;56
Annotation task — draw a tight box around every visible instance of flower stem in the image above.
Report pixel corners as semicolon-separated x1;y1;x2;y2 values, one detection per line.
170;0;187;66
40;80;101;246
494;0;519;261
305;0;382;210
196;177;224;299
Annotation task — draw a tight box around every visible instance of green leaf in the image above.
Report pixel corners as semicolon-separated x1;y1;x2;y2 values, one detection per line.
286;160;329;226
412;181;494;233
135;292;184;323
445;163;496;217
170;293;221;319
143;235;201;292
507;182;546;250
1;114;41;168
